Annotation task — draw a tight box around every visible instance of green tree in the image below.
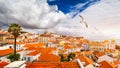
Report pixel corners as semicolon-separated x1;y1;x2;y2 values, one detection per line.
59;54;68;62
8;23;22;61
67;53;75;61
7;53;20;62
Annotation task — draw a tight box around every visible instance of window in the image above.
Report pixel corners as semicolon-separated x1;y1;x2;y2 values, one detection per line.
27;57;31;62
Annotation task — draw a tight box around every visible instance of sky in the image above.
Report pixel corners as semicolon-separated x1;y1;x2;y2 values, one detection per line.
0;0;120;43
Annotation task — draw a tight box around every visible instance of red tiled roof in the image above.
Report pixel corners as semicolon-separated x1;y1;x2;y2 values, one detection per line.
74;55;94;66
61;62;79;68
96;52;105;58
0;49;13;56
26;51;39;56
26;62;79;68
104;49;111;53
64;45;74;49
39;54;60;62
9;41;25;44
93;50;99;55
0;61;9;68
24;43;44;48
16;50;23;52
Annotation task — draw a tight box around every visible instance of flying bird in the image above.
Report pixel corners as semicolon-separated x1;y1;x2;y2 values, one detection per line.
79;15;88;28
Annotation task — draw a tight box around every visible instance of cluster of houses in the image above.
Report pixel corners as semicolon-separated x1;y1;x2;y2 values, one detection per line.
0;29;120;68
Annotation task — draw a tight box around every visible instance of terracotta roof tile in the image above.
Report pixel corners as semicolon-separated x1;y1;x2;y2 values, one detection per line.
93;50;99;55
61;62;79;68
26;51;39;56
0;49;13;56
16;50;23;52
0;61;9;68
39;54;60;62
81;51;93;55
74;55;94;66
96;52;105;58
64;45;74;49
23;43;44;48
26;62;79;68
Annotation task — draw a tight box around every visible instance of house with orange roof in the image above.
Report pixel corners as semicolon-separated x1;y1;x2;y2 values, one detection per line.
24;50;41;62
92;51;105;62
63;46;79;54
73;55;94;66
18;49;40;62
18;43;44;62
37;47;60;62
19;43;58;62
80;51;95;61
99;61;116;68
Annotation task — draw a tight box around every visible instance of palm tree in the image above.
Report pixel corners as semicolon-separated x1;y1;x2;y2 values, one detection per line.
8;23;22;61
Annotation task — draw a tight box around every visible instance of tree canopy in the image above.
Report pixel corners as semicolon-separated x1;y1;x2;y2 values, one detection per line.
8;23;22;37
7;53;20;62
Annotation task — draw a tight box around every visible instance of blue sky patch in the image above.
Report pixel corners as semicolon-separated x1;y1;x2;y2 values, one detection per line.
47;0;100;17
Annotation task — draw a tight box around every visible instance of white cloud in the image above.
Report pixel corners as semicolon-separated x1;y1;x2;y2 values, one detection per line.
0;0;66;29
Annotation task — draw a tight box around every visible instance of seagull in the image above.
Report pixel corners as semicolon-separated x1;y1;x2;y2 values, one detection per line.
79;15;88;28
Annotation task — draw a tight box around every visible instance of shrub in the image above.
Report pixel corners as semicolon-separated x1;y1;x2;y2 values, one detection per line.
7;53;20;62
